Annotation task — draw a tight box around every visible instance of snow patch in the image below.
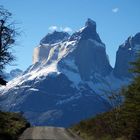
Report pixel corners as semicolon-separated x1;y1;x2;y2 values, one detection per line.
87;73;130;98
28;88;39;91
56;94;81;105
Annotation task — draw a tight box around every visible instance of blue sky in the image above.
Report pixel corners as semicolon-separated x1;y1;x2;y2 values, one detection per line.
1;0;140;72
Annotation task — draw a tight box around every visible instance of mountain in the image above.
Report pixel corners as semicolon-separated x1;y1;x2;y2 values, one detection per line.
70;18;112;81
113;32;140;78
0;68;23;81
0;19;140;127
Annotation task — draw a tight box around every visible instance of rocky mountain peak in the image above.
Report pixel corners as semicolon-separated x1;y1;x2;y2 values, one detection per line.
33;18;111;80
113;32;140;78
118;32;140;52
40;31;70;45
70;18;101;43
80;18;101;42
85;18;96;28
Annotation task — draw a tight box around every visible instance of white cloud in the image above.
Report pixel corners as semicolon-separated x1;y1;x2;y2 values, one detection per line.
112;8;119;13
48;26;72;33
60;27;73;32
48;26;58;31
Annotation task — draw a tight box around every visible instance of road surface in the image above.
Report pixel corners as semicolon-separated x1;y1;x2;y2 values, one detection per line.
19;126;83;140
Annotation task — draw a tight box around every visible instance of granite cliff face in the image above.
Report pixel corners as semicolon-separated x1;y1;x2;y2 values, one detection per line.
33;31;70;64
113;33;140;78
0;19;140;127
72;19;112;80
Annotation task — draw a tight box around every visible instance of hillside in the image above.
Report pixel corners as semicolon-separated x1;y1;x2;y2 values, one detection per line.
71;55;140;140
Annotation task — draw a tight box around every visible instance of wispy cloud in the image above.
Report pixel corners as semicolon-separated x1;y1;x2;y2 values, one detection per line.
49;26;72;33
48;26;58;31
60;27;73;32
112;8;119;13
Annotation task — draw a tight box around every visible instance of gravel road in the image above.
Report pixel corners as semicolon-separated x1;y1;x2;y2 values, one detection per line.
19;126;83;140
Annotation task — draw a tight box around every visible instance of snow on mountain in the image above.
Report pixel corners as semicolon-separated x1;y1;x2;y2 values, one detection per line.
0;19;139;127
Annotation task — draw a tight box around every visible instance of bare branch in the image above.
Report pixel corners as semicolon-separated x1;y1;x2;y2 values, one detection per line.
0;6;18;72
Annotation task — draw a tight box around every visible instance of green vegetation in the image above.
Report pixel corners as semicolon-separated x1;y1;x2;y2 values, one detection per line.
72;55;140;140
0;111;30;140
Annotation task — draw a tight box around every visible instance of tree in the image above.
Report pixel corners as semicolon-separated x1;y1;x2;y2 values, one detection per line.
0;5;17;72
0;6;18;85
122;54;140;139
0;76;7;85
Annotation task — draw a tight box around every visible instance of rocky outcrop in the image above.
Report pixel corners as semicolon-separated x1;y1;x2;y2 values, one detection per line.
40;31;69;44
33;45;52;64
